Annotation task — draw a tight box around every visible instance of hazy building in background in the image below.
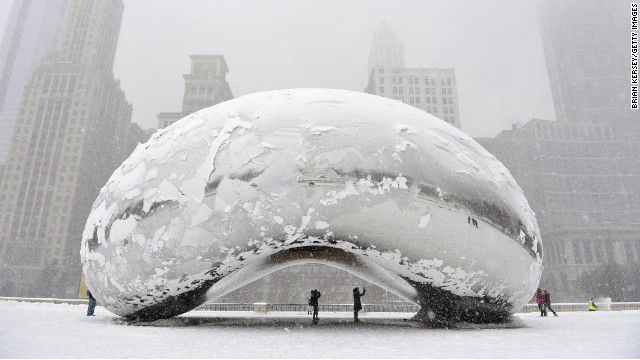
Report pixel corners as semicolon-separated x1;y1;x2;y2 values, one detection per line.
157;55;233;129
536;0;633;124
0;0;70;166
367;21;405;77
477;0;640;301
364;22;462;129
0;0;146;298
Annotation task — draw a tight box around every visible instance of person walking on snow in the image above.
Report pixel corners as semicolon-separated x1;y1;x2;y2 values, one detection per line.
543;288;558;316
353;286;366;322
87;290;96;316
588;298;598;311
536;288;546;316
309;289;321;324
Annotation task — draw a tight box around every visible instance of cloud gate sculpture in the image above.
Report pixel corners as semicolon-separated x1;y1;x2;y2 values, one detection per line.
81;88;542;325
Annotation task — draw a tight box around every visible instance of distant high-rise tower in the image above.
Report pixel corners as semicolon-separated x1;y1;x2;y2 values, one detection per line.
536;0;633;123
157;55;233;129
365;22;462;129
0;0;139;298
367;21;405;77
0;0;70;165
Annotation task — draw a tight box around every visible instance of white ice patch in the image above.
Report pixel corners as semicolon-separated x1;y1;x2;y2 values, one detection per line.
109;217;138;244
315;221;330;229
418;213;431;229
229;133;264;169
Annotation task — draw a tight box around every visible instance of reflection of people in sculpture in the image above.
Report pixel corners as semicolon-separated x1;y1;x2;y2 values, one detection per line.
309;289;321;324
353;286;366;322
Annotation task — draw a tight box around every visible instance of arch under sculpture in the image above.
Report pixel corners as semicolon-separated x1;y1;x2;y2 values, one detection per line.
81;89;542;325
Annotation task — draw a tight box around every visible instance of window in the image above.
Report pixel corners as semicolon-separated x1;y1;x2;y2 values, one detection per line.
583;241;593;263
433;107;438;113
572;241;583;264
379;77;384;84
426;97;431;104
399;87;403;94
441;88;446;95
448;88;452;95
393;78;397;84
441;79;446;85
425;88;430;95
409;97;414;104
378;68;384;74
447;79;451;85
408;78;413;85
443;98;448;105
393;87;397;94
398;78;403;84
415;97;420;104
380;87;384;93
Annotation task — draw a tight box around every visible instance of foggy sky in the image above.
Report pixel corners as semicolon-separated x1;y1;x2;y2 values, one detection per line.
0;0;556;138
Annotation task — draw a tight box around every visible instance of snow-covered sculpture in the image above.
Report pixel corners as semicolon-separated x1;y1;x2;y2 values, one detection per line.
81;89;542;324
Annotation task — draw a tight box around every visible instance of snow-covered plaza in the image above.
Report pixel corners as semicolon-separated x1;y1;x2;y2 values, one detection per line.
0;300;637;358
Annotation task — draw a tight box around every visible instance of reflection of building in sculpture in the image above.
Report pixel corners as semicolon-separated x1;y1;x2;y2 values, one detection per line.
475;0;640;302
157;55;234;129
0;0;70;166
221;264;404;304
364;22;461;129
0;0;146;298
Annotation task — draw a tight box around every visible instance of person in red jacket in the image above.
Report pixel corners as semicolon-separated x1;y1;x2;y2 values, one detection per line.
536;288;545;316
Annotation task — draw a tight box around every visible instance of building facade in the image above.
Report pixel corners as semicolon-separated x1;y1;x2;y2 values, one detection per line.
365;66;461;129
0;0;70;165
0;0;144;298
536;0;634;124
364;22;462;129
477;119;640;301
157;55;233;129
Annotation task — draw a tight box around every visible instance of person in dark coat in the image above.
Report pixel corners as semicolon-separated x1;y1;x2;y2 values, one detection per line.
309;289;321;323
86;290;96;316
543;288;558;316
535;288;546;316
353;286;366;322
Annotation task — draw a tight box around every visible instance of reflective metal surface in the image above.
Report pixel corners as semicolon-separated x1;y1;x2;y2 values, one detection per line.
81;89;542;323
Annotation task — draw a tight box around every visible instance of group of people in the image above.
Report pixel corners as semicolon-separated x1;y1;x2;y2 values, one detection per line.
308;286;366;324
535;288;558;317
467;216;478;228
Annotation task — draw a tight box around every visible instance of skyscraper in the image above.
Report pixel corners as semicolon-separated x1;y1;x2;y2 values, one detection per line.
367;21;405;77
536;0;634;123
157;55;233;129
0;0;139;297
364;22;462;129
0;0;70;165
475;0;640;301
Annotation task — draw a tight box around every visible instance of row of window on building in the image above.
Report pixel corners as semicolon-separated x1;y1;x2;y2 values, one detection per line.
189;85;215;95
380;86;454;97
545;239;639;266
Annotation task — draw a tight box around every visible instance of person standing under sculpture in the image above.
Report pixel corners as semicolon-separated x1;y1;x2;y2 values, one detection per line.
309;289;321;324
543;288;558;316
536;288;546;316
353;286;366;322
86;290;96;316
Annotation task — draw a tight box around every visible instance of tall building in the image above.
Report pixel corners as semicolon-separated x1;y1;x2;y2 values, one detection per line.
475;0;640;301
536;0;634;123
0;0;70;165
477;119;640;301
157;55;233;129
0;0;141;298
367;21;405;77
364;22;462;129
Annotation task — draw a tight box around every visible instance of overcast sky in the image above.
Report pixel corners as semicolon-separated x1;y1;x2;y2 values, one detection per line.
0;0;556;138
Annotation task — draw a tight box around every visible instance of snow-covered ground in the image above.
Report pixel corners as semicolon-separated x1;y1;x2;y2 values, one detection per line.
0;300;638;358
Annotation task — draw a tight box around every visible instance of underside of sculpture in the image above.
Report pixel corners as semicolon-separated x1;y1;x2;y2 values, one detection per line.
81;88;542;325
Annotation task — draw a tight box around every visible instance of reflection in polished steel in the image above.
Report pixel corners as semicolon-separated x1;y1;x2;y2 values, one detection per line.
81;89;542;324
